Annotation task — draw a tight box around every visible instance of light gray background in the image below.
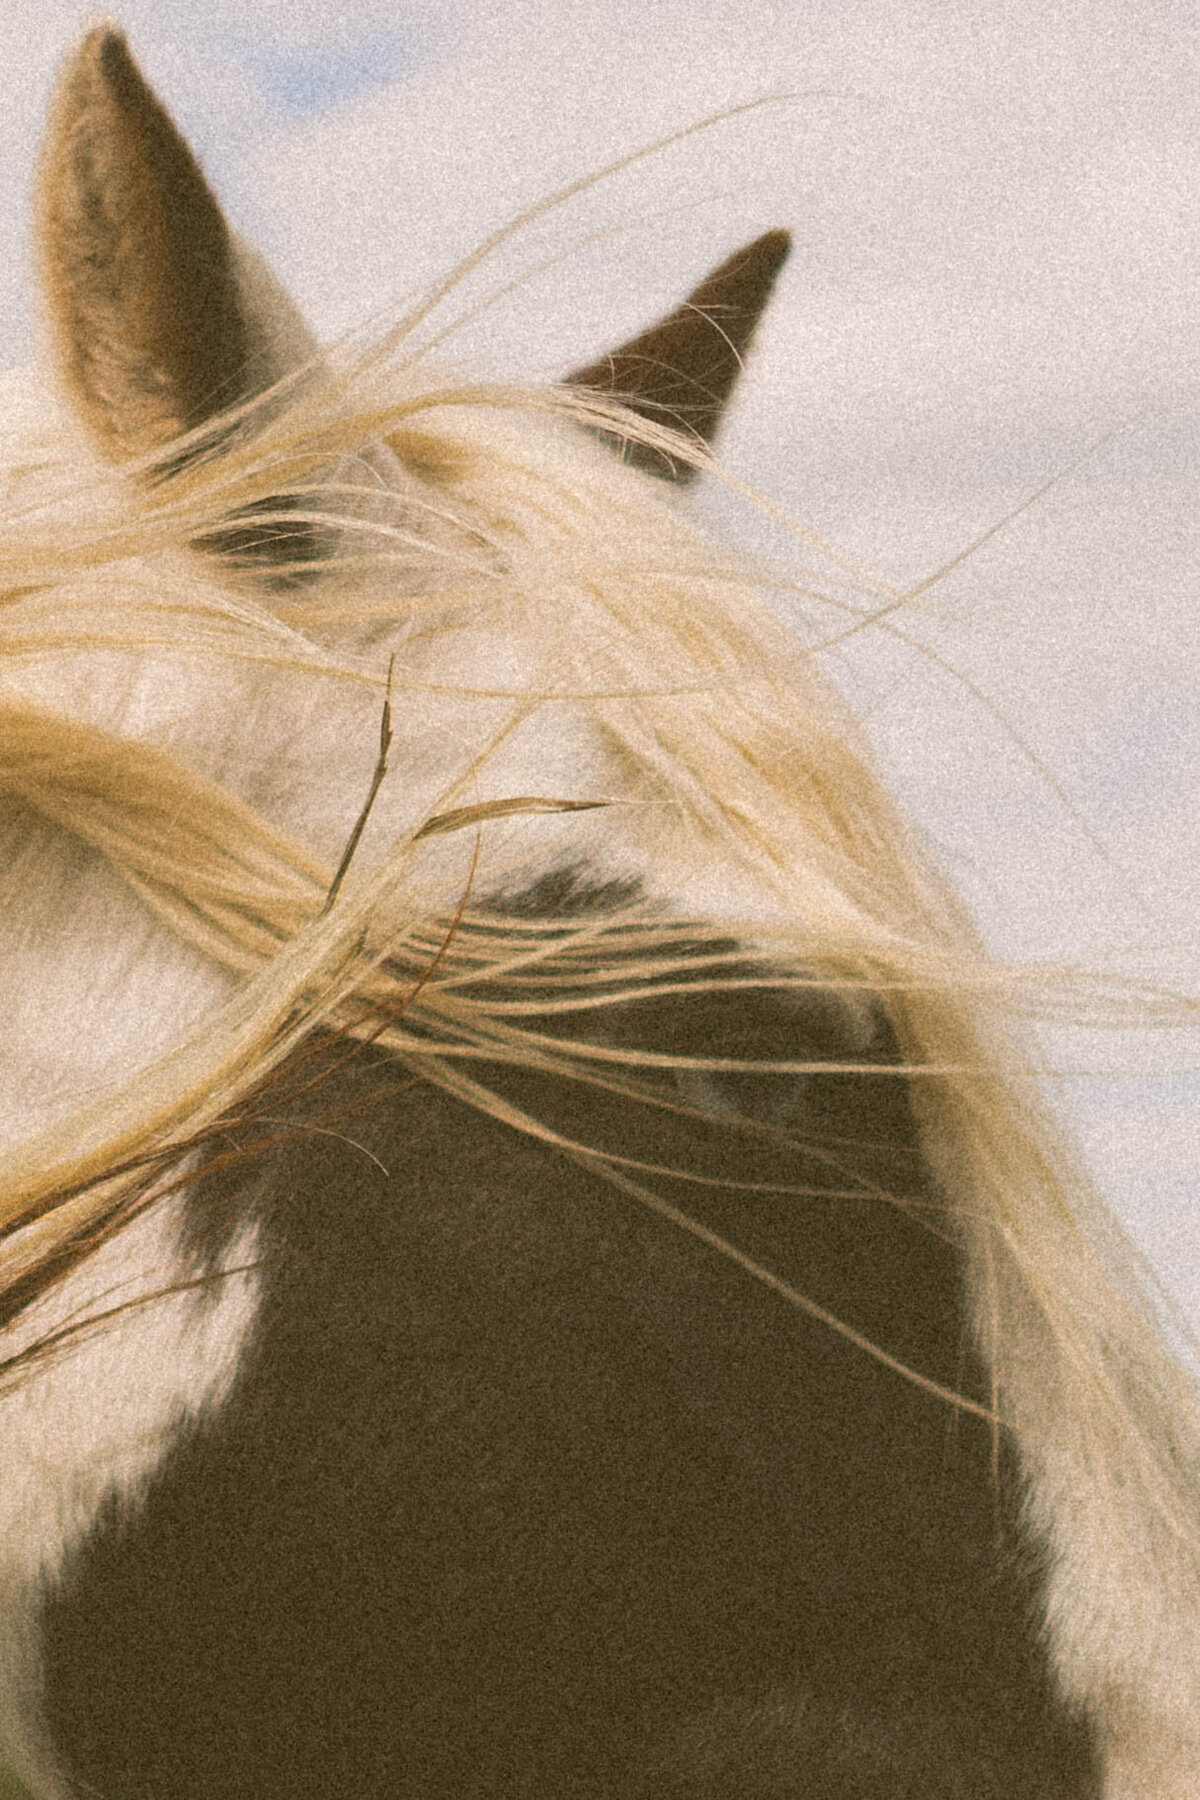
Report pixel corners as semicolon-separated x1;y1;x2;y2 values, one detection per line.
2;0;1198;1340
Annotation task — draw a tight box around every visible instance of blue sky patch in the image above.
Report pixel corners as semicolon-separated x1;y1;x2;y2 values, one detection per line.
238;35;419;116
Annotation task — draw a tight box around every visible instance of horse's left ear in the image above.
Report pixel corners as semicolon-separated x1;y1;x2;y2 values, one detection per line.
36;27;313;465
567;229;791;482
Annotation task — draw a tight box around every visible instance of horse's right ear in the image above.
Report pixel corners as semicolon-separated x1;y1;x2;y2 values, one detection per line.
37;27;311;465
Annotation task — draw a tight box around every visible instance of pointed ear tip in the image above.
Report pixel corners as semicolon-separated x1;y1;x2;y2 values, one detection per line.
708;228;790;296
70;22;133;82
756;228;793;269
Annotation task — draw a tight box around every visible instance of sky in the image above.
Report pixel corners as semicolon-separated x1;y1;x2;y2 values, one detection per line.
0;0;1198;1335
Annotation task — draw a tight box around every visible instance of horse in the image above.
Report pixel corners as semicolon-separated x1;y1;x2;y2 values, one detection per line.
0;24;1196;1799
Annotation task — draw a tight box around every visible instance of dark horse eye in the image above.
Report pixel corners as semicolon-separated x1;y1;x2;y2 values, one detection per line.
0;23;1191;1800
195;497;339;589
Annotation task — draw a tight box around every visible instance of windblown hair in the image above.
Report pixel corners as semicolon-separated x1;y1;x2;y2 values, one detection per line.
0;32;1198;1779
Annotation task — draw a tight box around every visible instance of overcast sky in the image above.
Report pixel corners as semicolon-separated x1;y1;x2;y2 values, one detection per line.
1;0;1199;1336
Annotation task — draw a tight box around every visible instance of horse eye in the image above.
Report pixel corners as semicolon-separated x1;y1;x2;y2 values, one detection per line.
194;496;339;589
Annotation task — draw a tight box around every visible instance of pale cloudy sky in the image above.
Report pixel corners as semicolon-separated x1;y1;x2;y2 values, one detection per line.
1;0;1199;1332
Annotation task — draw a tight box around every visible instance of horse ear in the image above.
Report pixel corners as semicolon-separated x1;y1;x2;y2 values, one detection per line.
566;229;791;482
37;28;308;464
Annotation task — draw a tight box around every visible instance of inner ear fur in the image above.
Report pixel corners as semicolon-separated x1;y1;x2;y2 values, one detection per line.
37;28;284;463
567;229;791;482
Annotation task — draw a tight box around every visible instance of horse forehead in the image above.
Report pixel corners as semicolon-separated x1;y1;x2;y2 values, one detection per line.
0;960;895;1591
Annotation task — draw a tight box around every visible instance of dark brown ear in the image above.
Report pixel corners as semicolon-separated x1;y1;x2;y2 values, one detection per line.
37;28;297;463
566;229;791;482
